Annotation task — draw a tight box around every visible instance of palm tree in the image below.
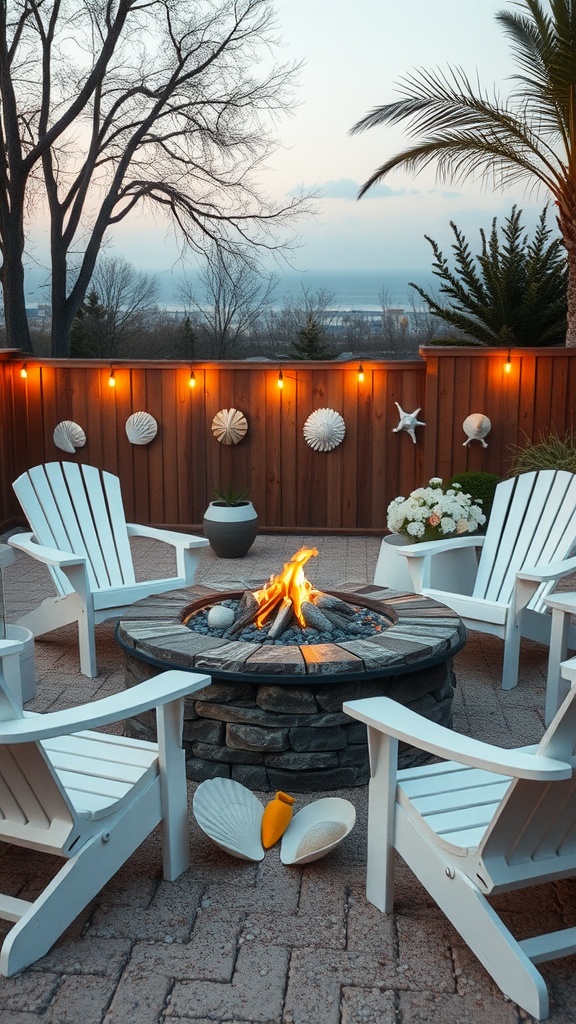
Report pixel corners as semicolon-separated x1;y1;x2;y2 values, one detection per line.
350;0;576;346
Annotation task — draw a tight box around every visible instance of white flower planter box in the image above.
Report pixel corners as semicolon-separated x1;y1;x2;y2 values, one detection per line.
3;624;35;704
374;535;415;592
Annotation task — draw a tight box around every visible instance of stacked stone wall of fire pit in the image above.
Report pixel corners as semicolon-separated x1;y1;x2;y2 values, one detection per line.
124;655;456;792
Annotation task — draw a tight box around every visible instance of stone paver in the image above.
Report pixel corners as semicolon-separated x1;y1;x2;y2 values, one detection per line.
0;532;573;1023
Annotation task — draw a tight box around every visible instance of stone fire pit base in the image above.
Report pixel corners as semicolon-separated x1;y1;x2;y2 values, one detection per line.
123;655;456;792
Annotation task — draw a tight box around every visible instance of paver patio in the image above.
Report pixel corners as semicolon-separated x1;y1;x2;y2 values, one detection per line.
0;530;575;1024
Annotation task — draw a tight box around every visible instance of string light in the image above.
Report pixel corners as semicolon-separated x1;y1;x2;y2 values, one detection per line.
504;350;512;374
20;362;28;379
188;369;196;389
357;362;364;383
277;369;284;389
108;367;116;387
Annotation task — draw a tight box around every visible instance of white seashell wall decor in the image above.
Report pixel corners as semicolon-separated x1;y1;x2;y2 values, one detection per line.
303;408;346;451
211;408;248;445
392;403;425;444
53;420;87;453
125;412;158;445
462;413;491;448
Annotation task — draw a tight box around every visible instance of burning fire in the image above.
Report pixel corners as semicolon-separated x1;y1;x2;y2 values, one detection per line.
252;547;320;628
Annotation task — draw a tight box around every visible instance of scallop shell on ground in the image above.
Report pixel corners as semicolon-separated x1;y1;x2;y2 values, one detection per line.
125;411;158;445
192;778;265;861
303;408;346;452
280;797;356;865
211;408;248;445
53;420;86;453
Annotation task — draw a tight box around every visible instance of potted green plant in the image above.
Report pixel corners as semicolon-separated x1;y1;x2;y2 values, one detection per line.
202;485;259;558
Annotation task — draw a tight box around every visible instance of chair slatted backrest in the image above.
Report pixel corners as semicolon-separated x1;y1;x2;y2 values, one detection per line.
0;674;78;856
478;685;576;881
13;463;136;596
473;470;576;612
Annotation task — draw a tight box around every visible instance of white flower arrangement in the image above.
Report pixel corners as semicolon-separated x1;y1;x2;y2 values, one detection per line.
387;477;486;542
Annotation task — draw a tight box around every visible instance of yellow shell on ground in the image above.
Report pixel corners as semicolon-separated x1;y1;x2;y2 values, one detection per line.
125;412;158;445
211;408;248;445
53;420;86;453
303;408;346;451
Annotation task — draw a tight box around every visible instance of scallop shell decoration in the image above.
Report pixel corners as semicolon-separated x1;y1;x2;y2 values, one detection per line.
211;408;248;446
280;798;356;865
192;778;265;861
125;412;158;446
462;413;491;448
303;408;346;452
53;420;86;454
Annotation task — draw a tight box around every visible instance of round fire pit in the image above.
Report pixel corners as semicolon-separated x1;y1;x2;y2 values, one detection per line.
117;580;466;792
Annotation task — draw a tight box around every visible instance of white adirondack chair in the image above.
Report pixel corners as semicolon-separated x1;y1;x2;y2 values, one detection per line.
344;671;576;1021
8;463;209;677
0;637;210;976
380;470;576;695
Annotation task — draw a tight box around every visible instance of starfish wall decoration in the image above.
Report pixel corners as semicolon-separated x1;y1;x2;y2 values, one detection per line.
392;403;425;444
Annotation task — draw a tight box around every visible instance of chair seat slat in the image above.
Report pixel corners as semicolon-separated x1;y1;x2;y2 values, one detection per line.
44;733;157;769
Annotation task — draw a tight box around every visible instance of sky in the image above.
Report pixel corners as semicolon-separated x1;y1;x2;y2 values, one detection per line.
28;0;555;303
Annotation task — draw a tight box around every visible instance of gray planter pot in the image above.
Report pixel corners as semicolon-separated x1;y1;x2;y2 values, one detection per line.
202;501;259;558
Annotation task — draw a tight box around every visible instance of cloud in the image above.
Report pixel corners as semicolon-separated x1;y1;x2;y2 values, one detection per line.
426;188;464;200
287;178;417;200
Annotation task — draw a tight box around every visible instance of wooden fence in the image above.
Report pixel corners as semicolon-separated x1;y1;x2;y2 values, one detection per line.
1;346;575;533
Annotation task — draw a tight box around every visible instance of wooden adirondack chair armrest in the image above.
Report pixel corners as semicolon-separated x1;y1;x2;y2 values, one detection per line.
516;555;576;583
126;524;209;549
397;535;485;559
8;532;86;569
0;670;211;742
343;696;571;780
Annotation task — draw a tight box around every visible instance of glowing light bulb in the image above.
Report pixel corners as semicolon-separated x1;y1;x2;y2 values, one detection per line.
108;368;116;387
188;369;196;388
357;362;364;383
20;362;28;379
277;369;284;389
504;352;512;374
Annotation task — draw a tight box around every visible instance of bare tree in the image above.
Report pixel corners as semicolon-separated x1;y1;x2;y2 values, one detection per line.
70;256;159;357
266;285;337;354
0;0;308;356
180;247;277;358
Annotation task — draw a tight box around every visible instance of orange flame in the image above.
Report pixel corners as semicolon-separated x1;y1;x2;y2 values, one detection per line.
253;547;319;627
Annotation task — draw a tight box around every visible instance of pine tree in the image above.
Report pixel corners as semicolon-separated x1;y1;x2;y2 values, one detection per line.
70;290;108;358
410;207;567;347
289;313;334;359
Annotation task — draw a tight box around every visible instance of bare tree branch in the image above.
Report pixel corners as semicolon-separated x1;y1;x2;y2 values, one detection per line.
0;0;311;354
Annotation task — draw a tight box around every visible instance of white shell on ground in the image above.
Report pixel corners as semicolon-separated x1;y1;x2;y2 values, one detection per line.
193;778;265;861
207;604;235;629
125;411;158;445
462;413;491;448
53;420;86;453
211;408;248;445
303;408;346;451
280;797;356;865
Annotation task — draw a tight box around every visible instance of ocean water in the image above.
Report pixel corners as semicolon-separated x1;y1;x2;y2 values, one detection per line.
270;269;434;311
23;263;435;314
154;267;436;312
